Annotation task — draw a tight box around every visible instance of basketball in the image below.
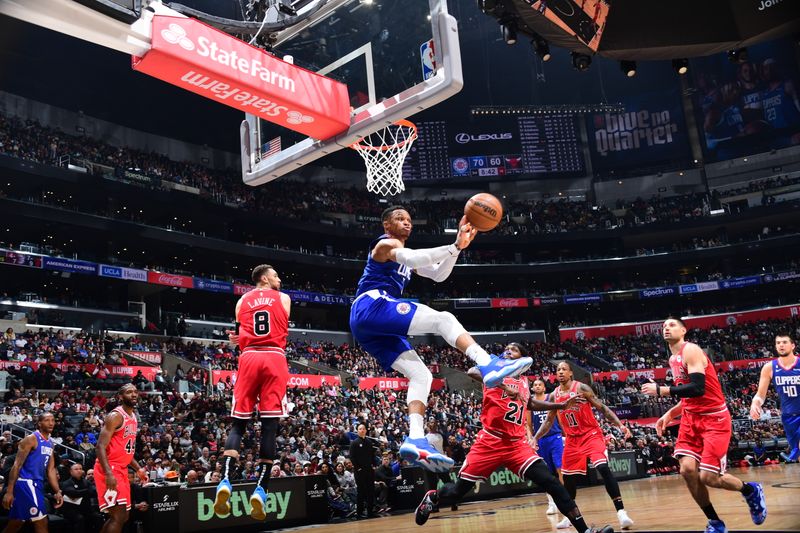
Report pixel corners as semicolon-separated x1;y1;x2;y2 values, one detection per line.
464;193;503;232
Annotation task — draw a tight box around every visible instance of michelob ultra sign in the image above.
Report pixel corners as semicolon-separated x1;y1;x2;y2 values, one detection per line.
132;16;350;140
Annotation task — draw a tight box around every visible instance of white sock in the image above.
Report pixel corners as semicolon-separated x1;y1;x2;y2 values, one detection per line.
465;343;491;366
409;413;425;439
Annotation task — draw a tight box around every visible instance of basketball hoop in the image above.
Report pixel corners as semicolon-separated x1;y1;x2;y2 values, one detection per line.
350;120;418;197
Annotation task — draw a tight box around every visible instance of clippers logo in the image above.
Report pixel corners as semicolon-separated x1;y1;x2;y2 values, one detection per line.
286;111;314;125
396;302;412;315
455;132;513;144
161;23;194;51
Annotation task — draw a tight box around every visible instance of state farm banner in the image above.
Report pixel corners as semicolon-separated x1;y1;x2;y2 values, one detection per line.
0;361;157;381
132;16;350;140
210;370;340;389
124;351;163;365
491;298;528;308
358;377;446;391
560;303;800;341
147;271;194;288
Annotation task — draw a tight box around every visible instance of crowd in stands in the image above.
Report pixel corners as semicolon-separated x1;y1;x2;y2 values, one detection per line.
4;112;795;245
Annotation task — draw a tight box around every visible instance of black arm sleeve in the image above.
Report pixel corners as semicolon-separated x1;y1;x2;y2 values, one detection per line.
669;372;706;398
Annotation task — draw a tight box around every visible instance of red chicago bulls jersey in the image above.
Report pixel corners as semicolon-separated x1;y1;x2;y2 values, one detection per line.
668;342;727;415
480;376;530;440
237;288;289;352
553;380;601;438
106;406;137;467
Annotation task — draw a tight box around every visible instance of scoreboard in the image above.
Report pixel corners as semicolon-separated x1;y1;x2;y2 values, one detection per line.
402;114;584;181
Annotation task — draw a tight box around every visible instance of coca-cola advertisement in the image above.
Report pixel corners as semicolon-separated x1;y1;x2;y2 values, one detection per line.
490;298;529;308
147;271;194;288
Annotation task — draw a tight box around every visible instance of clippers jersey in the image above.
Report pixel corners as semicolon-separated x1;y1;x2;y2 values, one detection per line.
553;381;600;438
355;235;412;298
762;84;800;129
481;376;530;440
19;431;53;481
532;394;562;439
669;342;726;415
237;287;289;352
105;406;137;467
773;356;800;416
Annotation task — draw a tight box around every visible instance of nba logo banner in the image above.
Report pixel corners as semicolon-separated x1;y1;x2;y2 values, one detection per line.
420;39;436;80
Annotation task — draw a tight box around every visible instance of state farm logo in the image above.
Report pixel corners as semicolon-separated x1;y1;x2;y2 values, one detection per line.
159;21;296;93
455;132;513;144
158;274;185;285
161;23;194;51
287;110;314;125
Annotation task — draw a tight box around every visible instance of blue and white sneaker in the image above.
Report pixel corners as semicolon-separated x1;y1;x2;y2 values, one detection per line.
743;482;767;525
399;437;454;473
213;478;232;517
780;447;799;463
705;519;727;533
478;355;533;388
250;485;268;521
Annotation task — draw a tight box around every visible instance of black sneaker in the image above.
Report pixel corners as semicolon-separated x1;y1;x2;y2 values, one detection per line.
415;490;439;526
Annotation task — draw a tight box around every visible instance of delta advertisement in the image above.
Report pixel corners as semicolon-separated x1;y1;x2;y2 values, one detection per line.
692;37;800;162
210;370;341;388
559;303;800;341
587;90;690;173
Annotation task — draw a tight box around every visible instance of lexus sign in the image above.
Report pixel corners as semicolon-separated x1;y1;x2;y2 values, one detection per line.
455;132;513;144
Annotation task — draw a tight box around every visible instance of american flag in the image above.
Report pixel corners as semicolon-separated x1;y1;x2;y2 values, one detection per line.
262;137;281;158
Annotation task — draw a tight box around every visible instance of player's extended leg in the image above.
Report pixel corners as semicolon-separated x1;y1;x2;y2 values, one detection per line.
525;461;598;532
31;518;48;533
100;505;129;533
595;463;633;529
392;351;453;472
679;456;726;532
2;520;25;533
698;470;766;525
414;479;474;525
406;304;532;387
250;417;279;521
215;418;248;517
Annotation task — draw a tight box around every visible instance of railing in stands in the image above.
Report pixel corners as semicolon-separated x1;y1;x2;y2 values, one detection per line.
0;422;87;465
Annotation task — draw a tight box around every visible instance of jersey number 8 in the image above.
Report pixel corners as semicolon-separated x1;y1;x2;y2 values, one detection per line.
254;310;271;336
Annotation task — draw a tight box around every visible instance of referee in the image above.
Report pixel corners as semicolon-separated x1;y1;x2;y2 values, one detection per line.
349;422;377;518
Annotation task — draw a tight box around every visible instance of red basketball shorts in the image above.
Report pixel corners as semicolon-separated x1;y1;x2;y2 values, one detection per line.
459;430;541;482
231;349;289;419
674;408;731;475
561;430;608;475
94;463;131;512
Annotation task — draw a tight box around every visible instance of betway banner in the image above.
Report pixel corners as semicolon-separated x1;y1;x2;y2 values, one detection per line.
560;303;800;341
359;377;446;391
210;370;340;388
42;256;97;275
132;16;350;140
491;298;528;308
148;271;194;288
0;361;158;381
124;351;163;365
100;264;148;282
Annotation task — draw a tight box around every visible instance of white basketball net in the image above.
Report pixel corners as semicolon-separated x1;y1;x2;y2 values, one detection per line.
351;120;417;197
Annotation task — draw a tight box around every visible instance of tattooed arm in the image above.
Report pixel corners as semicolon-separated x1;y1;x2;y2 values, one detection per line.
579;382;632;439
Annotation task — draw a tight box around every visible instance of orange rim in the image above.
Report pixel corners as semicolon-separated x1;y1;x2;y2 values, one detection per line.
350;119;418;152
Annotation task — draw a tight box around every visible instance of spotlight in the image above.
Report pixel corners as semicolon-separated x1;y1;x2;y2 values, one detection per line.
620;60;637;77
502;23;517;45
571;52;591;71
532;36;551;61
672;58;689;75
728;48;748;63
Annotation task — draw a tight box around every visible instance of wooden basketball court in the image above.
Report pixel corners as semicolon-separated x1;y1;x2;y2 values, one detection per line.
281;465;800;532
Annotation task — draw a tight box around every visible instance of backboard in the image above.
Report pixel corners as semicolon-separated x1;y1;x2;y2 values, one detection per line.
240;0;463;186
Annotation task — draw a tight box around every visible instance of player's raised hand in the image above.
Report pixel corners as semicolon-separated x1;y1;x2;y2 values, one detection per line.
225;329;239;346
454;216;478;250
641;381;658;396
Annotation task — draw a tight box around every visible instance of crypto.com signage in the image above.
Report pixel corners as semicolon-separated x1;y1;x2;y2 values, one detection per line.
132;16;350;140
